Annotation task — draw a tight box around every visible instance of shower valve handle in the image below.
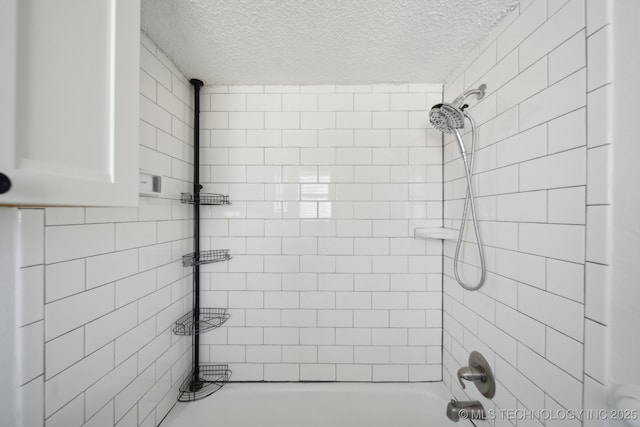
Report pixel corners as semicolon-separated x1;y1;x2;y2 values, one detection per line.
457;366;486;389
456;351;496;398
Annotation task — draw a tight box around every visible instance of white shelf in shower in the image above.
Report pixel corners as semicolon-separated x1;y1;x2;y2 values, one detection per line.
414;227;459;241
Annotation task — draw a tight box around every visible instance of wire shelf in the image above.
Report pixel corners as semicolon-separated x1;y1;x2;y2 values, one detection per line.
173;308;229;336
177;364;232;402
182;249;231;267
181;192;231;205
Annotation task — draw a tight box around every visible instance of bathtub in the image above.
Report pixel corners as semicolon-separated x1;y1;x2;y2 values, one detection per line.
160;382;457;427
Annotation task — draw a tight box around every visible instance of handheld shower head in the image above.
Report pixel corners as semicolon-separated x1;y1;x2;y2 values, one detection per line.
430;84;487;157
430;103;468;155
429;103;465;134
428;84;488;292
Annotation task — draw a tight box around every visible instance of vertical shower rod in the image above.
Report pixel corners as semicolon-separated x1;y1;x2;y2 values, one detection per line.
190;78;204;391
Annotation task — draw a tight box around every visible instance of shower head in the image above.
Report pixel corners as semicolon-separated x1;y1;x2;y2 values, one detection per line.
429;103;465;134
430;84;487;156
430;84;487;133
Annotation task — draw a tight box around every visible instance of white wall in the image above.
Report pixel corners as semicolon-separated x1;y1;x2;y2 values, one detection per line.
441;0;611;424
609;0;640;418
197;84;444;381
8;33;195;427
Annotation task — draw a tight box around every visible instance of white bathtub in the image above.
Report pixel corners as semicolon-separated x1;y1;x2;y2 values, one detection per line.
160;382;457;427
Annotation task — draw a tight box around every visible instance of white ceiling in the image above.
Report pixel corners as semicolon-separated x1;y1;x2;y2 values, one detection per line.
141;0;518;85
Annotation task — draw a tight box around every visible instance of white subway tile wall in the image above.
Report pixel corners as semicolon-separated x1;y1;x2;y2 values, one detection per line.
17;33;194;427
199;83;444;381
12;3;618;424
442;0;611;424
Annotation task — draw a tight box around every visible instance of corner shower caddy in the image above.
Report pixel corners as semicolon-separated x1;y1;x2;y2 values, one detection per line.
173;79;232;402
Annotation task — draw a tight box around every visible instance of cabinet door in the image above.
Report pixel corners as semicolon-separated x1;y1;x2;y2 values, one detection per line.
0;0;140;207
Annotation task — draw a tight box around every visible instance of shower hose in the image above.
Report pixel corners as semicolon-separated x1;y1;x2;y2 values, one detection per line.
451;112;486;291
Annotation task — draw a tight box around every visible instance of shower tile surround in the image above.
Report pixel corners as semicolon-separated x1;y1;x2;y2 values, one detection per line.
16;34;195;427
7;1;618;426
441;0;612;424
198;84;445;382
11;36;445;427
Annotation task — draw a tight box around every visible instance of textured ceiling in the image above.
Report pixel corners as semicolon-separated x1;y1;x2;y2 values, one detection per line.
141;0;518;85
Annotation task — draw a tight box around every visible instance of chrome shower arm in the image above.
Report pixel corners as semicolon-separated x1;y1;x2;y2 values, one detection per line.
452;84;487;108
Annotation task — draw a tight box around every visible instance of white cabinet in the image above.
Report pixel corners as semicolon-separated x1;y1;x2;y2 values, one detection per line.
0;0;140;207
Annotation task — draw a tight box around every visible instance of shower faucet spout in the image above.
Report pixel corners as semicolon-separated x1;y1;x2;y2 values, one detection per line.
446;399;486;422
